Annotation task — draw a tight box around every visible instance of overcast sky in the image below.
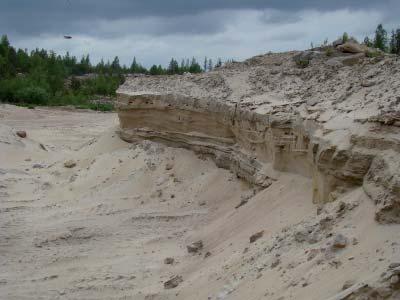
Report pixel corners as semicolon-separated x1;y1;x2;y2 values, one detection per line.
1;1;399;67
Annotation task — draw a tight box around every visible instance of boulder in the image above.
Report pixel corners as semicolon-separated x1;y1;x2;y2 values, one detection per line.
164;275;183;289
187;241;203;253
249;230;264;243
337;42;364;54
333;38;344;47
325;53;365;67
164;257;174;265
16;131;27;138
332;234;348;249
64;160;77;168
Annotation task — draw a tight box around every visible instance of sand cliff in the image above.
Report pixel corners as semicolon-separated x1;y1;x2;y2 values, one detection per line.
117;50;400;224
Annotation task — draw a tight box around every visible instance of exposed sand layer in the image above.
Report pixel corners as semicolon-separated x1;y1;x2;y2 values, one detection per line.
117;51;400;224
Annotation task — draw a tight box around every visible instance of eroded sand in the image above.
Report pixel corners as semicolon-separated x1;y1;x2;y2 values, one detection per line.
1;104;399;300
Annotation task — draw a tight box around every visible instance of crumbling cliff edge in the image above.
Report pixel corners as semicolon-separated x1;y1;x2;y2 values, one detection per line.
116;48;400;224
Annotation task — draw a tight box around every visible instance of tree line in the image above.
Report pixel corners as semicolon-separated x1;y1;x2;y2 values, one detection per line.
363;24;400;54
0;34;226;108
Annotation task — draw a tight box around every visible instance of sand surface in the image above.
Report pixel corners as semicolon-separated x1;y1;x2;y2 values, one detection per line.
1;104;399;300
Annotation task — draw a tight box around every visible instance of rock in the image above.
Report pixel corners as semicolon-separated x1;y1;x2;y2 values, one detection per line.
165;162;174;170
16;131;27;138
390;275;399;286
164;257;174;265
337;42;364;54
32;164;45;169
249;230;264;243
332;234;348;249
333;38;344;47
361;80;376;87
326;53;365;67
389;263;400;269
342;280;355;290
187;241;203;253
164;275;183;289
204;251;211;258
64;160;77;168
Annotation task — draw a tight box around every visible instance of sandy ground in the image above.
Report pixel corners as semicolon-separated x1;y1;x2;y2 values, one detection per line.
1;104;399;300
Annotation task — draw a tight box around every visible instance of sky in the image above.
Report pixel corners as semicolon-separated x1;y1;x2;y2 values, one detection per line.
1;0;399;67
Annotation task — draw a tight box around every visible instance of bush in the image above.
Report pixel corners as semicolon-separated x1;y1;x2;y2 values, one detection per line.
325;47;334;57
14;86;49;105
295;58;310;68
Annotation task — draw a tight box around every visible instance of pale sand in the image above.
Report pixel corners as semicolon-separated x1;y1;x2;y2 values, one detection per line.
0;104;399;300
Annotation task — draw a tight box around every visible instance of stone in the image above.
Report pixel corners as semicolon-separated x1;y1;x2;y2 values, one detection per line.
187;241;203;253
337;42;364;54
164;275;183;289
332;234;348;249
32;164;45;169
361;80;376;87
165;162;174;170
333;38;344;47
64;160;77;168
16;131;27;138
390;275;399;286
250;231;264;243
164;257;174;265
389;263;400;269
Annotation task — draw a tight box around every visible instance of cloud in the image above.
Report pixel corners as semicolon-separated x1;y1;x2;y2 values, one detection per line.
2;1;399;67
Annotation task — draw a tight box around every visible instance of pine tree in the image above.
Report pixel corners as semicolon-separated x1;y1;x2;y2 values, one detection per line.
130;57;139;73
204;57;208;72
111;56;121;73
167;58;179;74
215;58;223;68
149;64;159;75
374;24;388;51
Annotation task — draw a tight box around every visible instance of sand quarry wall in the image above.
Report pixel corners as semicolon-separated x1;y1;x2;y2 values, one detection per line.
116;91;400;224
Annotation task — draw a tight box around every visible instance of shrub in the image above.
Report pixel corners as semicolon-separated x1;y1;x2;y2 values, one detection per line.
296;58;310;68
14;86;49;105
325;47;334;57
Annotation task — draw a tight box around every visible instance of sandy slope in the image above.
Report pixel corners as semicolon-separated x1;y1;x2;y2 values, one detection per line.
1;104;399;300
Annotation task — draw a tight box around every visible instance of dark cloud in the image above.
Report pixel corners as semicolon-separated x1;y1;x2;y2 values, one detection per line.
0;0;397;36
1;0;399;68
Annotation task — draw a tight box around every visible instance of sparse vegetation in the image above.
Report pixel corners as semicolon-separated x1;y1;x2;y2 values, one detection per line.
325;47;334;57
295;57;310;68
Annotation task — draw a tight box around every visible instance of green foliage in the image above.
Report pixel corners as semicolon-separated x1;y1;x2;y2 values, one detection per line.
342;32;349;43
325;47;334;57
296;59;310;68
15;86;49;105
374;24;388;51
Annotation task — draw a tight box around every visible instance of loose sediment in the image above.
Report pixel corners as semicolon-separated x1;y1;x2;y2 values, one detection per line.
117;51;400;223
